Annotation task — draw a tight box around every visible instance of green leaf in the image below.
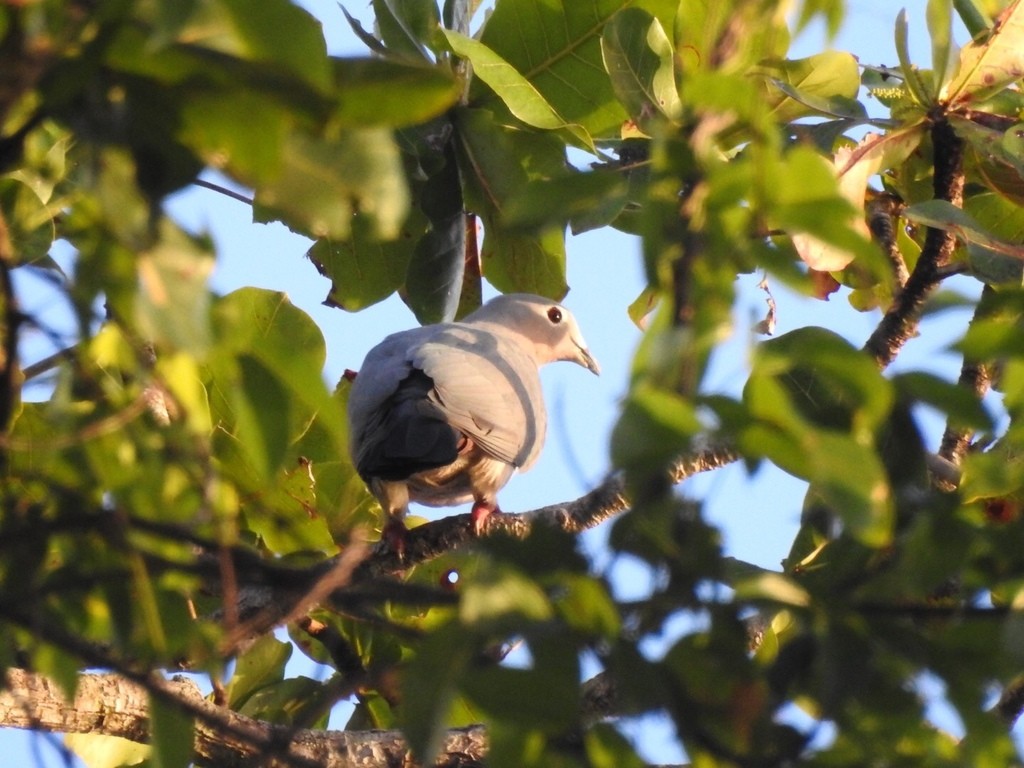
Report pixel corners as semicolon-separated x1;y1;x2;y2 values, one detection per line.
254;128;409;241
405;215;466;324
503;168;630;235
404;139;467;323
235;354;291;480
601;8;681;127
308;208;427;312
477;0;676;139
179;92;289;185
904;198;1024;284
943;0;1024;105
756;51;864;123
460;635;579;730
895;8;936;105
453;108;569;297
216;0;332;92
136;219;214;356
790;127;925;272
611;383;703;472
372;0;439;59
443;30;596;152
238;676;332;727
481;226;567;299
149;694;194;768
460;568;553;629
226;634;293;709
894;368;994;442
400;622;476;762
927;0;957;94
555;574;621;639
951;116;1024;205
333;58;461;128
733;572;811;607
64;734;149;768
0;177;56;265
750;327;895;436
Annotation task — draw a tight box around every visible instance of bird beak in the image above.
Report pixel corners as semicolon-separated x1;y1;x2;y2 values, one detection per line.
578;346;600;376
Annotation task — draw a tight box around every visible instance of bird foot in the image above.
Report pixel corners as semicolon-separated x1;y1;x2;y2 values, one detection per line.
471;501;499;536
381;518;409;557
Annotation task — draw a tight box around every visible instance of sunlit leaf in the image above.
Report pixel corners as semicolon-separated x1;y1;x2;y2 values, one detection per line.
332;58;461;127
308;208;428;312
64;733;150;768
216;0;332;92
136;219;214;356
225;634;292;709
149;694;194;768
601;8;681;128
476;0;677;139
791;127;925;271
905;198;1024;284
943;0;1024;105
443;30;596;152
254;128;409;241
895;8;935;104
927;0;957;94
756;51;863;123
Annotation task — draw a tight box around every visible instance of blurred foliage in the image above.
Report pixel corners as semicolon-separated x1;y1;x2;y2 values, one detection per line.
2;0;1024;766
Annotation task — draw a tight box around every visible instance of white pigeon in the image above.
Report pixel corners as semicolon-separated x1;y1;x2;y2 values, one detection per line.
347;293;600;544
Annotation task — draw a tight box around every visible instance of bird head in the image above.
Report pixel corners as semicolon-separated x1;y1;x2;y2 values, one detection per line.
465;294;600;375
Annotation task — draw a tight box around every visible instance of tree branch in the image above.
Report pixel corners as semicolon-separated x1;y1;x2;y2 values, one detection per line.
0;208;21;446
937;283;996;473
863;118;965;368
0;668;489;768
357;441;742;578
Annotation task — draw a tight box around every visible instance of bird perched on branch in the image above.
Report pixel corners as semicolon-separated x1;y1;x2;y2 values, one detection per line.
347;293;600;547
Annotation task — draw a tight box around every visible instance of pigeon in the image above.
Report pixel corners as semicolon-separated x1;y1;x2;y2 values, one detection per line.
347;293;600;545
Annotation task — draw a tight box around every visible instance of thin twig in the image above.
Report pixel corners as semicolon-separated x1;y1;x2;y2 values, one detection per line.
194;178;254;206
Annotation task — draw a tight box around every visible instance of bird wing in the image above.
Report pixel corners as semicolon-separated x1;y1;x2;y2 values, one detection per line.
347;325;546;481
347;328;457;480
411;325;545;470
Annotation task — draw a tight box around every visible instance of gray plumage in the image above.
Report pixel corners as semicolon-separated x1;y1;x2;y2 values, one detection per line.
347;293;599;534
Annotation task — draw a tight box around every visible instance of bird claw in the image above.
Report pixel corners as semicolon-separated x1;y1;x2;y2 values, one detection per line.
471;501;498;536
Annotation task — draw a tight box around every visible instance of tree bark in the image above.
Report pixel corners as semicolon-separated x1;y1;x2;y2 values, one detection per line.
1;668;489;768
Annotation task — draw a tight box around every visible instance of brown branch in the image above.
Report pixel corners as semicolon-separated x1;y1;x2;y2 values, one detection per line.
867;193;909;293
0;208;21;447
0;668;489;768
357;441;741;578
863;118;965;368
222;534;372;654
996;676;1024;726
936;284;996;473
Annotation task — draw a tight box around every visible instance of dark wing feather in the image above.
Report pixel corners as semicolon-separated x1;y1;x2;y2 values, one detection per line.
352;369;460;481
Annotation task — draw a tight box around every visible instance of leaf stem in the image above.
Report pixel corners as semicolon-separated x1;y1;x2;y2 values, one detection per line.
953;0;992;37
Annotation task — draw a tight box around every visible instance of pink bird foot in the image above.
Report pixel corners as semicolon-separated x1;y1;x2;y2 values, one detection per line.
382;517;409;557
471;501;499;536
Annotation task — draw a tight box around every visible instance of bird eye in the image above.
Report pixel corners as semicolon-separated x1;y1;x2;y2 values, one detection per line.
547;307;563;324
